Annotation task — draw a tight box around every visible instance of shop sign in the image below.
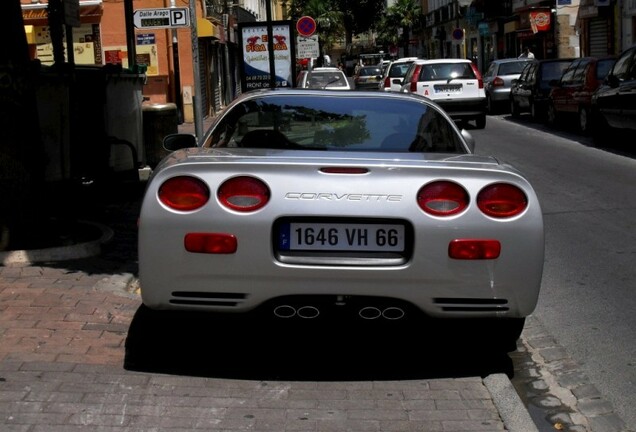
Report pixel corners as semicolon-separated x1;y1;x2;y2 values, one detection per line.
239;21;295;91
529;11;551;33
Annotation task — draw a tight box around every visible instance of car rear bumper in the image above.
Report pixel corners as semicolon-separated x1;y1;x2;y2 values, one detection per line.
434;98;487;118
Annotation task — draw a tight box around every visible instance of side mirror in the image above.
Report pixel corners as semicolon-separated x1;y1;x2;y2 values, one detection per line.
163;133;197;151
511;78;518;85
461;129;475;153
606;74;620;88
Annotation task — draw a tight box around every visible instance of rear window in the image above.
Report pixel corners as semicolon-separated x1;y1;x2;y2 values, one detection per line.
388;63;413;77
208;95;466;154
359;67;382;76
498;61;528;75
541;61;572;82
419;63;476;81
306;72;348;88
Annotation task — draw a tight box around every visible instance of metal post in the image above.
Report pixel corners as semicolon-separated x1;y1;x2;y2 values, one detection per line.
189;0;203;141
171;0;184;123
265;0;276;89
124;0;136;68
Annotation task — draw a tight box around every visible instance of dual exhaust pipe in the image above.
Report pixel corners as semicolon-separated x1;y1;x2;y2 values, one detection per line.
273;304;406;320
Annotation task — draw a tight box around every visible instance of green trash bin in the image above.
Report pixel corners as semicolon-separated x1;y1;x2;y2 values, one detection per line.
142;103;178;168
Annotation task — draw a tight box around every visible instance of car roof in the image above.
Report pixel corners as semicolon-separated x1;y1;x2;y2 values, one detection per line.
412;58;472;65
390;57;419;64
490;58;533;64
311;67;340;72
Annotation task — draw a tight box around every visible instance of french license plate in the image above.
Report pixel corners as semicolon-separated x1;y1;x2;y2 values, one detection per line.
278;222;405;252
435;85;461;93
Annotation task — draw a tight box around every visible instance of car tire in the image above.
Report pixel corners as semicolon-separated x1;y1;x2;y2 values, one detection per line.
486;95;495;115
578;106;590;134
510;98;520;118
546;103;557;126
530;101;539;121
475;114;487;129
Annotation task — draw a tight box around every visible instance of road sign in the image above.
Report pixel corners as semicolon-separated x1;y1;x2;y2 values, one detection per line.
296;16;316;37
297;35;320;59
452;28;465;41
133;8;190;29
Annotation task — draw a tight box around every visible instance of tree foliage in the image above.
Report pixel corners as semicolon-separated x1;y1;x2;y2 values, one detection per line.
376;0;423;56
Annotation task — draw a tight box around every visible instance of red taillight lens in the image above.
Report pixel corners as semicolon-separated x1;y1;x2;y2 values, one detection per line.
449;239;501;260
471;63;484;89
184;233;237;254
417;181;469;216
383;76;391;88
158;176;210;211
477;183;528;218
411;65;422;93
218;176;270;212
493;77;505;87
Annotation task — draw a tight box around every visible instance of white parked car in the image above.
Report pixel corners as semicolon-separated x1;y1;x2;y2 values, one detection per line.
402;59;487;129
379;57;419;92
297;67;351;90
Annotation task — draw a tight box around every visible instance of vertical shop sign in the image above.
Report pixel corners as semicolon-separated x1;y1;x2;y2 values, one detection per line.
239;21;296;92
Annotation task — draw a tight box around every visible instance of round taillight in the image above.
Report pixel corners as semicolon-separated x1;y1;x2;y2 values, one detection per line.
218;176;270;212
493;77;505;87
158;176;210;211
477;183;528;218
417;181;469;216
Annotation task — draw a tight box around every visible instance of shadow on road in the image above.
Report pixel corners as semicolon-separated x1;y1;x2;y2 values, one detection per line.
124;305;514;381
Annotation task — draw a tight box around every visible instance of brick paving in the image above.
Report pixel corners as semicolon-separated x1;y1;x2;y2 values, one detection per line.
0;262;511;431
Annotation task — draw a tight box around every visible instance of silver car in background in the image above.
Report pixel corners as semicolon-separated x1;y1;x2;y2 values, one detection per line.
483;58;533;114
139;89;544;351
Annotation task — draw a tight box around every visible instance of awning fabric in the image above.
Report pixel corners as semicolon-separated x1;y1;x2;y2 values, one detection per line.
22;0;103;26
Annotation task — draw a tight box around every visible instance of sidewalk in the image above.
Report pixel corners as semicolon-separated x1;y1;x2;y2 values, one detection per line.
0;159;537;432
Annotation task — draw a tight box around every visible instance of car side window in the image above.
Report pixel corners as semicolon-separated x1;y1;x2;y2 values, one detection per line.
571;60;589;85
560;60;579;85
610;49;634;80
484;63;496;79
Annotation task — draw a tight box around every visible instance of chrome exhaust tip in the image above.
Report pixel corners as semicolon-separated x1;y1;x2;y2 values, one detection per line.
273;305;296;318
382;307;405;320
297;306;320;319
359;306;382;320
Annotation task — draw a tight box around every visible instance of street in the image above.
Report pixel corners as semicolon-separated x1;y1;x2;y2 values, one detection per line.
471;114;636;431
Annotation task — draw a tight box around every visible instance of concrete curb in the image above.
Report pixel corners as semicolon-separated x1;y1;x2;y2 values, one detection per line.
484;373;540;432
0;221;113;267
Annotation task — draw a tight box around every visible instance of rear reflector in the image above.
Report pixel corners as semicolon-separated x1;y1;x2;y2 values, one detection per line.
184;233;237;254
449;239;501;260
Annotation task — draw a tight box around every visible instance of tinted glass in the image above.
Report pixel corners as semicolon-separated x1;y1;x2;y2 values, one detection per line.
359;67;382;76
571;60;590;84
541;61;572;82
420;63;475;81
389;63;414;77
596;58;616;80
207;95;466;153
498;61;529;75
306;71;348;88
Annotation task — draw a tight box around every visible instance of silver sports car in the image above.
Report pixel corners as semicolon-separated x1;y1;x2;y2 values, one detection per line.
138;89;544;350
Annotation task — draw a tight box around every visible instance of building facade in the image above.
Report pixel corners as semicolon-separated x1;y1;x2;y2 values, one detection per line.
20;0;260;123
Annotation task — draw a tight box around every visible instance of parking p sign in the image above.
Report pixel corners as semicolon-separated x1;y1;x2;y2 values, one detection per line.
133;7;190;29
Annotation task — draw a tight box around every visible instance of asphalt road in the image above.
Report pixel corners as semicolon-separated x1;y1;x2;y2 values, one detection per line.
470;114;636;430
